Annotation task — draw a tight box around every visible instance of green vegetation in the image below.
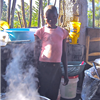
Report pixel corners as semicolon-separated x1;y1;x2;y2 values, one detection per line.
1;0;47;28
2;0;100;28
88;0;100;28
1;1;7;21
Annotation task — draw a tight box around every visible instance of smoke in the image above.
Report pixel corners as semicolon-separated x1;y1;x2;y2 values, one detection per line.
3;43;40;100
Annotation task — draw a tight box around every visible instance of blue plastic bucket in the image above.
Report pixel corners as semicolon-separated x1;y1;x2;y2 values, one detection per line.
4;28;38;42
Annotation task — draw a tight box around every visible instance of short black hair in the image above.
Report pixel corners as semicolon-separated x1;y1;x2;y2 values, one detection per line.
44;5;57;16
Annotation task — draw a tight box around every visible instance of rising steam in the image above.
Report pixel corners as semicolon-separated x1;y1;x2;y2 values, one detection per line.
4;43;40;100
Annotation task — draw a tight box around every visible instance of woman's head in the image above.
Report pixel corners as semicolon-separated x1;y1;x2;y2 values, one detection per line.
44;5;58;28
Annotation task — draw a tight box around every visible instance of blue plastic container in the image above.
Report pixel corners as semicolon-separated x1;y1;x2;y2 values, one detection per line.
61;61;86;76
4;28;38;42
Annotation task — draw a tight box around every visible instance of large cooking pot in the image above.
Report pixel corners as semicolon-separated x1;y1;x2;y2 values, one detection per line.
1;93;50;100
40;96;50;100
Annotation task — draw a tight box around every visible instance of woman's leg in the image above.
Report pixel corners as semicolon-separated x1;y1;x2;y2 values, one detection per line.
38;62;62;100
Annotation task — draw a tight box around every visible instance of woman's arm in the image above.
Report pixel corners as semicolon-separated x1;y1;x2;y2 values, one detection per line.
34;35;41;67
61;38;69;85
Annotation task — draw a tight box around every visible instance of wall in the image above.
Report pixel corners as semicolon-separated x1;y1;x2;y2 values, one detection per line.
78;0;88;45
1;45;11;93
86;28;100;61
67;43;85;61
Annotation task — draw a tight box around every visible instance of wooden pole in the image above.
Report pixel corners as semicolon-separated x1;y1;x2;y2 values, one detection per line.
92;0;95;28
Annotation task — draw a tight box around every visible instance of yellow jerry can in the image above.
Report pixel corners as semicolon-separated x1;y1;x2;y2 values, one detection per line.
69;22;81;44
0;21;10;30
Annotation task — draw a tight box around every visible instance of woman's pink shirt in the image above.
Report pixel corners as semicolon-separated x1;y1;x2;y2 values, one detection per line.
34;26;68;63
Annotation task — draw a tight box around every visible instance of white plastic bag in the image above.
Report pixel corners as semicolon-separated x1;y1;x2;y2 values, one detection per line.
81;67;100;100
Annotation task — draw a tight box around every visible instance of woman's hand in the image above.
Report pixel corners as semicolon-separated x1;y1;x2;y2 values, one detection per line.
63;74;69;86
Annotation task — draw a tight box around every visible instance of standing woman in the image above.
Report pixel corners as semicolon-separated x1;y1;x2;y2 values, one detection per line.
34;5;69;100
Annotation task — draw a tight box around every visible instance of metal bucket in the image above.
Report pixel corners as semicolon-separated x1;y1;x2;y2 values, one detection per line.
0;93;50;100
40;96;50;100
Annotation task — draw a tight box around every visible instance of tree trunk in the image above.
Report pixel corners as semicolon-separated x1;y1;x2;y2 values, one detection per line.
28;0;32;28
47;0;50;5
40;0;44;26
62;0;65;27
10;0;17;28
38;0;41;27
58;0;61;26
7;0;11;25
21;0;27;28
0;0;3;20
54;0;56;6
17;12;22;28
